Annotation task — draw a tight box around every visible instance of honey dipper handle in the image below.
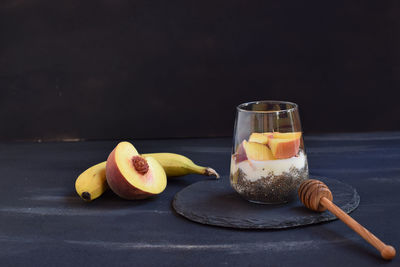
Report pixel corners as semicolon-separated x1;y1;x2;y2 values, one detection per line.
320;197;396;260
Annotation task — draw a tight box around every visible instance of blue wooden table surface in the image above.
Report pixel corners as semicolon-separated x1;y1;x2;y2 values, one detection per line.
0;132;399;266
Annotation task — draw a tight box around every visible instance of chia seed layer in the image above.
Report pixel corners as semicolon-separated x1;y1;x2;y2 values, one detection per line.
230;164;309;204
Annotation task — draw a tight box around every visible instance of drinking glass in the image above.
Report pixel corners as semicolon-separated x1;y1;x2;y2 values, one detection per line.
230;100;309;204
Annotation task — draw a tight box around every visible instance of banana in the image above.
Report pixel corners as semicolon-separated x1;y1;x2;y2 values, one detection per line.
75;162;108;202
142;153;220;178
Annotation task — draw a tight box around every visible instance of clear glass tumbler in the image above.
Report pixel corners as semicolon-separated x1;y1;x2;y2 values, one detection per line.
230;100;309;204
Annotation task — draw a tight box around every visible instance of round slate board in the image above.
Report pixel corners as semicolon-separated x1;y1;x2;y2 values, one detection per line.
172;176;360;229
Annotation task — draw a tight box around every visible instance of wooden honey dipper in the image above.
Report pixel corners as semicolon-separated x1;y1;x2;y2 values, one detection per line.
298;179;396;260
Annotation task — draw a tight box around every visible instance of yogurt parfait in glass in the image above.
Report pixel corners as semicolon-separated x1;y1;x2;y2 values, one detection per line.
230;101;309;204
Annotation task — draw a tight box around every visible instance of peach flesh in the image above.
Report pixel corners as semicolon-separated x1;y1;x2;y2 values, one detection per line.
272;132;302;139
243;141;275;161
268;138;300;159
249;133;270;145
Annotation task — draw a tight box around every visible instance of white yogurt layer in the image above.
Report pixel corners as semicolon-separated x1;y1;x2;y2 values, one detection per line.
231;151;307;182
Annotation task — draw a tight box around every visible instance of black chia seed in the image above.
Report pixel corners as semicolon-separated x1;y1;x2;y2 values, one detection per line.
230;163;309;204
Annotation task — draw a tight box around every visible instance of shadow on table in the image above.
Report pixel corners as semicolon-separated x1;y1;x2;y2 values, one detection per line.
308;224;388;263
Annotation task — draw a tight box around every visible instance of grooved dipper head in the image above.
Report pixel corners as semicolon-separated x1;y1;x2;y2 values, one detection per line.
298;179;333;212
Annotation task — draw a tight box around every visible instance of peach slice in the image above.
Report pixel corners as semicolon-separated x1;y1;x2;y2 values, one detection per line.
234;142;248;163
272;132;302;139
106;141;167;200
249;133;270;145
268;137;300;159
243;141;275;161
262;132;274;138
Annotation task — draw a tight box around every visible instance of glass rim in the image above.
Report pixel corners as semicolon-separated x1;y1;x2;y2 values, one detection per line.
236;100;298;114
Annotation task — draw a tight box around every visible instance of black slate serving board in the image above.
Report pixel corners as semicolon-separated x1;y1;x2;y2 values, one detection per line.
173;176;360;229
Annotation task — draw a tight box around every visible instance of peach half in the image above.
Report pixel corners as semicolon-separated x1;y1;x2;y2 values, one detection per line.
243;141;275;161
106;142;167;200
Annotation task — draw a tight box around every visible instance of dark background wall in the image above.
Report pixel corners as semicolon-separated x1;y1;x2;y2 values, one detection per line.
1;1;399;141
